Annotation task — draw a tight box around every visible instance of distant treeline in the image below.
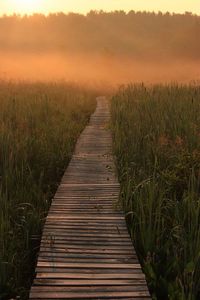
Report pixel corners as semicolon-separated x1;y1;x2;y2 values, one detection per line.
0;11;200;60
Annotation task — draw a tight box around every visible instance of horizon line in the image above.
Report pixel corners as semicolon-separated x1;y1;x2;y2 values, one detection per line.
0;9;199;17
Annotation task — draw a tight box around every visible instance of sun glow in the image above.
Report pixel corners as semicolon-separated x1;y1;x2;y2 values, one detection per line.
10;0;43;14
0;0;199;16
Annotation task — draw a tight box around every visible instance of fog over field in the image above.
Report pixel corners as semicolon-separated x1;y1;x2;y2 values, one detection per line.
0;11;200;84
1;52;200;84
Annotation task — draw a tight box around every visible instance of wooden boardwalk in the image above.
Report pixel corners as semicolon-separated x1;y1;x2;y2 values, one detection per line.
29;97;151;300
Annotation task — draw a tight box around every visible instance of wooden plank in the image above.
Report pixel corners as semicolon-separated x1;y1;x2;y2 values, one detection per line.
38;253;136;259
40;244;135;250
36;273;145;280
40;242;133;247
48;211;122;215
46;216;125;220
31;286;149;292
34;279;147;286
37;262;141;269
39;248;134;255
37;258;139;264
30;291;150;299
36;268;143;275
58;182;120;185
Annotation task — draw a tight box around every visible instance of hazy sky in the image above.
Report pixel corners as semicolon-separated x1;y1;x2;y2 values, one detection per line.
0;0;199;15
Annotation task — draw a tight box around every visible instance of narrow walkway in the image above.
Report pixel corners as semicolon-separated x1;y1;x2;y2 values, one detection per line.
29;97;151;299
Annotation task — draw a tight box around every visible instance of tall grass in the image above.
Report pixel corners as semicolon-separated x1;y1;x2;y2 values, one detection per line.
111;84;200;300
0;80;95;299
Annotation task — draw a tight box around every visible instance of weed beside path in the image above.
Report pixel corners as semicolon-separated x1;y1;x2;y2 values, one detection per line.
0;81;95;299
111;84;200;300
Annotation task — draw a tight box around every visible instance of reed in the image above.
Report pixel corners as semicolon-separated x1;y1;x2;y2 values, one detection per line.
111;83;200;299
0;80;95;299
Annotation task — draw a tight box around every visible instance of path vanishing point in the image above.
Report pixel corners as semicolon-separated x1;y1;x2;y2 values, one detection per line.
29;97;151;299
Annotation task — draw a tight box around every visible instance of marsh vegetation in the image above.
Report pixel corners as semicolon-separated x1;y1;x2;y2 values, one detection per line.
0;81;95;299
111;84;200;299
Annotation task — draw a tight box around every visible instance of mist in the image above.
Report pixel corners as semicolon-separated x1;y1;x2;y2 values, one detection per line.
1;51;200;85
0;11;200;85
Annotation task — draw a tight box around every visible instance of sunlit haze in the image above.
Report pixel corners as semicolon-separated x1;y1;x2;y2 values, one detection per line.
0;0;199;15
0;1;200;84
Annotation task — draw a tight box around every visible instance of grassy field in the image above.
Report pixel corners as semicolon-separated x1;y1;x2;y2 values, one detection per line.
111;84;200;300
0;80;95;299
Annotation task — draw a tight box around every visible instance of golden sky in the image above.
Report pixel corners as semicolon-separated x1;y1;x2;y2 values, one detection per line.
0;0;199;15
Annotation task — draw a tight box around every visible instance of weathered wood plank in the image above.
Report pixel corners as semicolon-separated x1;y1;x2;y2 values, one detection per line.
34;279;147;286
39;248;134;255
40;244;135;250
38;253;137;259
30;291;150;299
36;273;145;280
31;286;149;292
37;258;139;264
36;268;142;275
